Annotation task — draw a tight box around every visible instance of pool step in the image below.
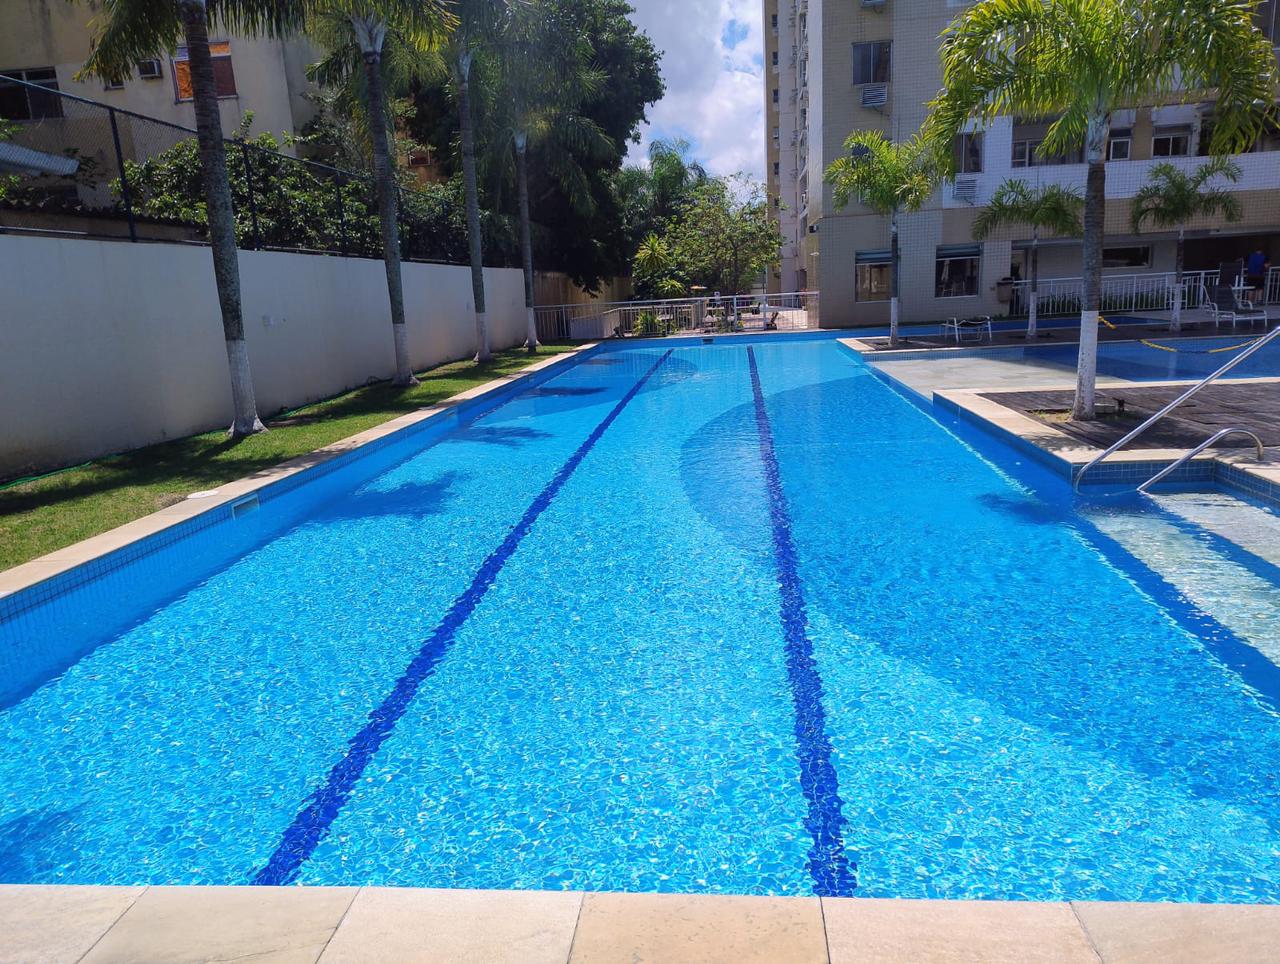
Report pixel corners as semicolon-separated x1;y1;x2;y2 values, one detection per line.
1082;501;1280;668
1148;491;1280;573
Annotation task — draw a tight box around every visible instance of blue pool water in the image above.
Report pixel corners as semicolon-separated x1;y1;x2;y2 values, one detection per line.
1015;332;1280;381
3;336;1280;901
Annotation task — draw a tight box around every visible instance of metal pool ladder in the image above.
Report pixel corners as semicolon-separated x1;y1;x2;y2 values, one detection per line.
1072;323;1280;492
1135;427;1265;494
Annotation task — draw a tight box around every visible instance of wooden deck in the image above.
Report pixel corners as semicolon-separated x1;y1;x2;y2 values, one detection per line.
982;381;1280;450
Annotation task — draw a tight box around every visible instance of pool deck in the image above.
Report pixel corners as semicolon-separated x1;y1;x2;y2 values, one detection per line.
7;884;1280;963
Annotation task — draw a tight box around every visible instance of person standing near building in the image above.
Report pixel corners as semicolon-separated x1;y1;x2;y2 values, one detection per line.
1246;247;1270;303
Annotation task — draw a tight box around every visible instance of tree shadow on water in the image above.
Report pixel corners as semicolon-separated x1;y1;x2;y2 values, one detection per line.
319;470;465;522
975;492;1073;526
0;807;85;883
449;426;555;447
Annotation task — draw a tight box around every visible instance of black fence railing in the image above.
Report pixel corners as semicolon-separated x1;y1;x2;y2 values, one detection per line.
0;75;515;266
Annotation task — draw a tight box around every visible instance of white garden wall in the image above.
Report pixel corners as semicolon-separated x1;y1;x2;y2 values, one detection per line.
0;235;530;477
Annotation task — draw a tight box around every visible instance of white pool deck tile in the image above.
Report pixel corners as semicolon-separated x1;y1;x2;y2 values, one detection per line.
319;887;583;964
7;886;1280;963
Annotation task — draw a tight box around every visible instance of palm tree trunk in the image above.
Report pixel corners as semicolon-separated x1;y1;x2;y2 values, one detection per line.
515;132;537;352
357;19;417;387
1072;116;1108;420
1028;233;1039;339
889;212;900;347
457;47;491;362
180;0;262;437
1171;225;1184;333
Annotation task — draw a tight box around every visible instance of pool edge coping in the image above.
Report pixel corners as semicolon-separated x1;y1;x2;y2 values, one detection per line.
929;381;1280;503
0;343;600;602
6;883;1280;963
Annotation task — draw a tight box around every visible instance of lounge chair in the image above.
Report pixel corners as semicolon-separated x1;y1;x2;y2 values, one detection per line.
1229;288;1270;329
1201;285;1237;329
941;315;993;343
1192;285;1229;328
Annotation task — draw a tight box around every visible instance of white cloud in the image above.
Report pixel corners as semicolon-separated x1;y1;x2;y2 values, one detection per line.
624;0;766;181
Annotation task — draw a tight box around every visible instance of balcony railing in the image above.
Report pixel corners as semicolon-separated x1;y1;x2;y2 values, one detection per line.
1005;269;1280;317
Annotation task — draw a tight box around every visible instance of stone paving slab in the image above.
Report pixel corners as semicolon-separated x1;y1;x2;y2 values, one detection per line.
6;886;1280;963
318;887;582;964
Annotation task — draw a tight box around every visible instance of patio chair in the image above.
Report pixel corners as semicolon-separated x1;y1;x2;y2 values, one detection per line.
1201;285;1237;329
1229;288;1270;329
941;315;993;344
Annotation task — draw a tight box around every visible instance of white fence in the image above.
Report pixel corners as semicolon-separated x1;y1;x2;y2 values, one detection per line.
535;291;820;341
1007;268;1280;318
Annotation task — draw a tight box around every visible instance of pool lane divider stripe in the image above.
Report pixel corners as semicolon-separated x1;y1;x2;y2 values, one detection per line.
745;346;857;898
252;349;674;886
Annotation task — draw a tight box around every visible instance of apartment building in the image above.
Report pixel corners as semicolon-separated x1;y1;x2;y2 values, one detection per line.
764;0;1280;326
0;0;318;144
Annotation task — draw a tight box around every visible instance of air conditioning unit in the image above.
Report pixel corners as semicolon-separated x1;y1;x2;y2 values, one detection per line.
860;83;888;108
952;175;978;204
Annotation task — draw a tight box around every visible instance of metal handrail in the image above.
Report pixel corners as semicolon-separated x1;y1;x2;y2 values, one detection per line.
1072;323;1280;491
1136;428;1266;494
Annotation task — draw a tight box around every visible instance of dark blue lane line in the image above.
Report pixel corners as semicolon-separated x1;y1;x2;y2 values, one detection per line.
745;346;857;897
253;349;674;886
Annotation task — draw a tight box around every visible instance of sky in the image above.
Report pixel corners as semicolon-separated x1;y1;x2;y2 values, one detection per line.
623;0;766;181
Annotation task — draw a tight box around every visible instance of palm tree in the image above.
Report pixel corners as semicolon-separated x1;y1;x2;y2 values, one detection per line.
447;0;507;362
494;0;613;352
308;1;455;386
82;0;316;435
972;180;1082;339
1131;158;1242;332
825;130;939;347
928;0;1275;418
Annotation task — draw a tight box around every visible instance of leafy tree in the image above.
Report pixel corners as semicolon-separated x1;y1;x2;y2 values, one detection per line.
972;180;1082;338
656;175;781;296
825;130;939;346
405;0;662;291
1131;158;1242;332
80;0;321;436
308;0;455;385
928;0;1276;418
632;231;681;299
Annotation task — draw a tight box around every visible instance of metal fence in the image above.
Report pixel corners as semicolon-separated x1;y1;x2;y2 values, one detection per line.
534;291;820;341
0;75;497;265
1007;268;1280;319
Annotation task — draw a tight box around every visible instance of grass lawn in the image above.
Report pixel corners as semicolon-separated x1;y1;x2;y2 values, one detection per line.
0;346;579;572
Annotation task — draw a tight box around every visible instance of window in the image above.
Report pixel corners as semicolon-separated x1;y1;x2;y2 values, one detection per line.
137;59;162;80
953;132;982;173
1011;138;1081;167
172;42;237;101
1107;129;1131;161
855;251;892;302
771;50;779;66
771;13;778;28
773;161;780;176
1102;246;1151;268
935;245;981;297
851;41;891;85
772;88;779;104
0;67;61;120
1152;126;1190;157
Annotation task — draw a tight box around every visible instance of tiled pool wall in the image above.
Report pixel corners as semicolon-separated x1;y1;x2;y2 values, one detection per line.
0;347;596;707
867;360;1279;507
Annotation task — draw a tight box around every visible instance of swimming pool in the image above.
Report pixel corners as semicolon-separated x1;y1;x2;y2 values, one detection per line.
1014;332;1280;381
3;336;1280;901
